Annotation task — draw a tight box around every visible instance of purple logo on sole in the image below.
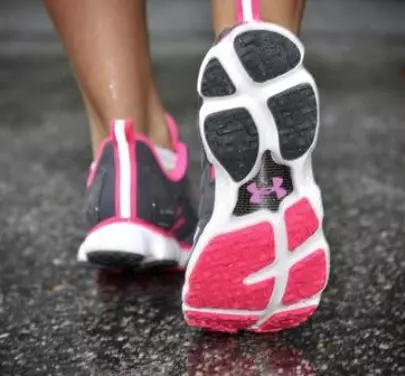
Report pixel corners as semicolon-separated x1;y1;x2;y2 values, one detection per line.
247;177;287;204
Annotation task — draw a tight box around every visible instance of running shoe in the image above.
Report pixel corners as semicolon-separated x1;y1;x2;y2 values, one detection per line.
182;21;330;333
78;114;197;270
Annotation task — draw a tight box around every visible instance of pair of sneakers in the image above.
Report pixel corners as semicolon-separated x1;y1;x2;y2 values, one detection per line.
78;22;330;333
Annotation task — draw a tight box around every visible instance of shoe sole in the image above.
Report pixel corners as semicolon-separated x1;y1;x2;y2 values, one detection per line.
77;220;191;270
183;22;330;333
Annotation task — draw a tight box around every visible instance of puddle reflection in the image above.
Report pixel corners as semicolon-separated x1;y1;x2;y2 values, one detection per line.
92;270;315;376
187;333;315;376
94;268;184;302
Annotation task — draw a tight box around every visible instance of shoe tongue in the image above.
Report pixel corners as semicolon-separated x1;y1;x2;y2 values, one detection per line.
155;146;177;171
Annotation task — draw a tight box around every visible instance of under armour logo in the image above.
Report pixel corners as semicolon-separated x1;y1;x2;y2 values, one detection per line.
247;177;287;204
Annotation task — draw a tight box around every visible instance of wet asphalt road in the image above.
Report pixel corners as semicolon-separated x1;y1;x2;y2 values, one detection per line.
1;0;405;375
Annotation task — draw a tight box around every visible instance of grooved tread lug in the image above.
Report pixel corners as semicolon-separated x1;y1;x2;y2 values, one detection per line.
201;58;236;97
185;222;275;311
234;30;301;83
204;108;259;182
268;84;317;160
282;249;327;305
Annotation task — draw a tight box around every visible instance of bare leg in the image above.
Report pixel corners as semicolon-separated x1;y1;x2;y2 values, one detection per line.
44;0;171;156
211;0;306;36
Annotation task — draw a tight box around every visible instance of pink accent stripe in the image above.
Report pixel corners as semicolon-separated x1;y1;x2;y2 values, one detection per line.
252;0;261;21
87;217;192;251
236;0;244;23
236;0;261;23
111;125;121;217
169;218;186;235
209;166;215;181
164;113;179;148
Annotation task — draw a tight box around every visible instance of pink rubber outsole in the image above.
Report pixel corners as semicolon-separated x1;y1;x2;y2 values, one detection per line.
184;198;327;333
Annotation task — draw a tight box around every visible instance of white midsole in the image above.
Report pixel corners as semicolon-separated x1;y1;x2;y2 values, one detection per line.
183;22;330;325
77;222;191;267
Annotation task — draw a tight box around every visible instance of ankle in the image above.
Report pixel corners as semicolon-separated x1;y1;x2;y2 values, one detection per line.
146;95;173;149
148;123;173;150
86;111;109;157
84;91;171;152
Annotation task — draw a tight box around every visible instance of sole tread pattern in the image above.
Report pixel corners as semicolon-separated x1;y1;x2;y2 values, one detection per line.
185;198;325;333
201;58;236;97
187;23;328;334
234;30;301;83
268;84;317;160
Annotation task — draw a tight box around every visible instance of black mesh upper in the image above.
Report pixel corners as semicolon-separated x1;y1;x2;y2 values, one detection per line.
85;139;197;246
135;141;197;244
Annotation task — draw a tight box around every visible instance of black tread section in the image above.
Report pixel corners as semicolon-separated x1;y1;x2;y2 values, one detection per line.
141;260;178;269
234;30;301;83
234;151;293;216
268;84;317;160
201;58;236;97
204;108;259;182
87;252;144;268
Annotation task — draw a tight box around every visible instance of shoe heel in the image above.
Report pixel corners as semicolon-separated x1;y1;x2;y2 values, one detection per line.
184;22;329;334
78;219;190;269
